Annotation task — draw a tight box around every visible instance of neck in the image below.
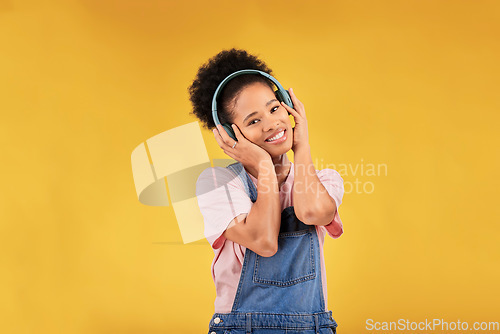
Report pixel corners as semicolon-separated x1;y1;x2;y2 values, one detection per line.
272;153;290;171
273;153;291;188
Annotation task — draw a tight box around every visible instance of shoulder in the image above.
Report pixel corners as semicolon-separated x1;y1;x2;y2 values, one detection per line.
196;166;246;196
316;168;343;181
197;166;238;183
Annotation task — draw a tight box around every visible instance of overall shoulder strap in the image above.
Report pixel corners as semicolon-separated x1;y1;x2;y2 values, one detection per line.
226;162;258;203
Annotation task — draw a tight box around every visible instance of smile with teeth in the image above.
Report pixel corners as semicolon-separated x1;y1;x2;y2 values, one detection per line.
265;129;286;142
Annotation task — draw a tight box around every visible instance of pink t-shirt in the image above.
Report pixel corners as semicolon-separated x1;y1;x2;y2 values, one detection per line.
196;162;344;314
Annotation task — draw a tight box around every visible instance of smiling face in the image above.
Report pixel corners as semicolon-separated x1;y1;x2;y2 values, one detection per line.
230;82;293;158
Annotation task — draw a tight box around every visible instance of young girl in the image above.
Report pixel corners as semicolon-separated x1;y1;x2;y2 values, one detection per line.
189;48;344;334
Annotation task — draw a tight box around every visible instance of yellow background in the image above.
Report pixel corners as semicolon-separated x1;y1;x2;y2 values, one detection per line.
1;0;499;333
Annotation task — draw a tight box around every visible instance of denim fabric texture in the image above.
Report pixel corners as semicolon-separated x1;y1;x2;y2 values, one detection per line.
207;312;338;334
253;227;315;287
207;162;339;334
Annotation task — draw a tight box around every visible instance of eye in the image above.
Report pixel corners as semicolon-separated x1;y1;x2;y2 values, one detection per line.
248;106;280;126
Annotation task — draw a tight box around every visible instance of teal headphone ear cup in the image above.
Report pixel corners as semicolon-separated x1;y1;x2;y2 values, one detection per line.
275;89;292;115
275;89;285;103
222;123;237;141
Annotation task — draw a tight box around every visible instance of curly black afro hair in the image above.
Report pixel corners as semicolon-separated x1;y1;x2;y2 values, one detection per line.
188;48;274;130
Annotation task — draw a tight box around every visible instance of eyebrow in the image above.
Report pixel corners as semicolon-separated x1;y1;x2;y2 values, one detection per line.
242;99;279;123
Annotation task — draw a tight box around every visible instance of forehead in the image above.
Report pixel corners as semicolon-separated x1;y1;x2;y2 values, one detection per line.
233;82;276;117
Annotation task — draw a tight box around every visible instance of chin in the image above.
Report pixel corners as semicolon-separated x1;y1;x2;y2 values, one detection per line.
267;141;293;158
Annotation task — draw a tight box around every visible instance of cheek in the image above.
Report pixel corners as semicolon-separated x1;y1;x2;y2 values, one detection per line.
242;128;260;143
283;116;293;130
281;110;292;123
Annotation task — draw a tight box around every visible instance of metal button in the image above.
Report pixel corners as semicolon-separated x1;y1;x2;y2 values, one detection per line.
210;332;216;334
214;317;221;324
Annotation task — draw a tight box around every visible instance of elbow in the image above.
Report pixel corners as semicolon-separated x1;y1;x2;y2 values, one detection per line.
259;245;278;257
255;238;278;257
300;205;337;226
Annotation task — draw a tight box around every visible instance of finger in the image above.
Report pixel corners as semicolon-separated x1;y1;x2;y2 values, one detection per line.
215;124;232;145
281;101;299;117
230;124;242;142
232;123;251;142
289;88;305;111
289;87;300;104
212;128;225;147
213;127;230;149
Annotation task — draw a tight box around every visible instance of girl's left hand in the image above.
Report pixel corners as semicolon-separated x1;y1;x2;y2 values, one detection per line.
280;87;310;153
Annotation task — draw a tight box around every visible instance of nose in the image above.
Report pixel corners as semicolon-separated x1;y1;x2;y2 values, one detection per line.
262;114;280;133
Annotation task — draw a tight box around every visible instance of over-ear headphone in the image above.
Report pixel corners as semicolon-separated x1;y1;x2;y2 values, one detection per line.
212;69;294;141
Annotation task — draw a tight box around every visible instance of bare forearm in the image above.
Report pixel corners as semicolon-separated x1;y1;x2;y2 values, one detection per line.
293;145;337;225
245;160;281;248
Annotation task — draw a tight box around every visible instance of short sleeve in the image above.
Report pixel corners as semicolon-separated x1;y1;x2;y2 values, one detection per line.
316;168;345;239
196;167;253;249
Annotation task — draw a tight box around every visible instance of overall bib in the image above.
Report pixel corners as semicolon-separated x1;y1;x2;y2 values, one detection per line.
207;162;338;334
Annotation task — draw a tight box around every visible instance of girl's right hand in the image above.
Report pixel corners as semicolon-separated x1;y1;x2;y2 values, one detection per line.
213;123;272;171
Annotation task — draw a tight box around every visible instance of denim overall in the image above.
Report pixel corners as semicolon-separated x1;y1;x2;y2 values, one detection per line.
207;162;338;334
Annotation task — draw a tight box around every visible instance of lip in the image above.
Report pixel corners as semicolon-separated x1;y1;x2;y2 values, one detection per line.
265;129;287;144
265;128;285;141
